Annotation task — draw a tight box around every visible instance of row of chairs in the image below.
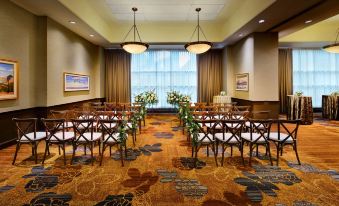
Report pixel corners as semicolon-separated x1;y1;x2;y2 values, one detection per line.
189;117;301;166
12;111;138;166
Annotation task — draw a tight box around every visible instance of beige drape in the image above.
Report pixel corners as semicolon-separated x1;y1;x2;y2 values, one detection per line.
105;49;131;103
278;48;293;114
197;50;223;104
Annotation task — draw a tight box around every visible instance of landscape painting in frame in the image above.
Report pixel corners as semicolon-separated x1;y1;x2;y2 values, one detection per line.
0;59;18;100
64;73;90;92
236;73;249;91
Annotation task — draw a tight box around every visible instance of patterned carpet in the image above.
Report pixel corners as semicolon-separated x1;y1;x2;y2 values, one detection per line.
0;114;338;205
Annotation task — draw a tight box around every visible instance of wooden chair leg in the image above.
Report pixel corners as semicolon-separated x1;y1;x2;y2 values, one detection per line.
91;143;94;166
84;145;87;155
58;145;61;155
109;146;112;156
214;143;219;167
12;143;20;165
256;145;259;157
294;142;301;165
221;144;225;166
276;143;280;166
206;145;209;157
249;143;253;166
63;143;66;165
266;143;273;166
70;144;76;165
120;145;124;167
34;143;38;164
100;145;106;166
231;146;233;156
280;145;283;156
42;142;49;164
240;142;245;166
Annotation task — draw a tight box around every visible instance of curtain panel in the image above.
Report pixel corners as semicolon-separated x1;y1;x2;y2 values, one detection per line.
131;50;197;108
292;49;339;107
278;48;293;113
105;49;131;103
197;50;223;104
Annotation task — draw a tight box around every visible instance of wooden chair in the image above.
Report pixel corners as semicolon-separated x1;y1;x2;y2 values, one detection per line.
12;118;47;165
50;110;73;130
215;119;245;166
268;119;301;165
71;119;102;165
99;119;127;166
191;119;217;161
241;119;273;166
41;118;75;165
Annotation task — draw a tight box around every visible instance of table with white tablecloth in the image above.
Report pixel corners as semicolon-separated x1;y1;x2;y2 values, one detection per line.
213;96;232;104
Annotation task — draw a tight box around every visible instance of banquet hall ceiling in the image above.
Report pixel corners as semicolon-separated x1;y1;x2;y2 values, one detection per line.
10;0;339;48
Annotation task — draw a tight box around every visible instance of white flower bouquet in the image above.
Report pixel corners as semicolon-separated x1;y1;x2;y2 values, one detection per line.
144;89;158;106
134;92;146;103
181;95;191;103
167;90;182;106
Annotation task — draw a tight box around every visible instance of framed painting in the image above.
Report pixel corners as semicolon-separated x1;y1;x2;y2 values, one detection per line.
235;73;249;91
0;59;18;100
64;73;90;92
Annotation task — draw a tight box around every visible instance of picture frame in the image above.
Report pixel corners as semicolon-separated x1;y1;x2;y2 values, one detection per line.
64;73;90;92
0;59;18;100
235;73;249;91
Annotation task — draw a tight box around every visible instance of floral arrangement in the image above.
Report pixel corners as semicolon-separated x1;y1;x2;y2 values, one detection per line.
167;91;191;106
144;89;158;106
294;91;303;96
167;91;182;106
134;92;146;103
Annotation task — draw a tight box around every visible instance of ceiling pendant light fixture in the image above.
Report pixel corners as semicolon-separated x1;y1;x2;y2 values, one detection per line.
185;8;212;54
121;7;149;54
323;28;339;53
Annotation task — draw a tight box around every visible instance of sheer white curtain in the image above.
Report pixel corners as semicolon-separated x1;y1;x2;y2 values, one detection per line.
293;49;339;107
131;50;197;108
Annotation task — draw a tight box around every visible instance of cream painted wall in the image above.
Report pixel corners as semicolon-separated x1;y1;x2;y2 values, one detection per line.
226;33;279;101
47;18;105;106
0;1;46;113
253;33;279;101
0;1;105;112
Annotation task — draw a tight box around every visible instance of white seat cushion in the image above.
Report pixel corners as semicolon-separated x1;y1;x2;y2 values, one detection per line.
191;133;214;143
268;132;293;143
103;134;128;143
20;132;47;142
232;115;244;120
225;123;242;129
76;132;102;142
215;133;240;143
49;132;75;142
241;133;268;143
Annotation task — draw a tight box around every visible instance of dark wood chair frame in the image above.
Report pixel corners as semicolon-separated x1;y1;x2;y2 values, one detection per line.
12;118;47;165
215;119;245;166
71;119;101;165
41;118;74;165
269;119;301;166
242;119;273;166
99;119;127;166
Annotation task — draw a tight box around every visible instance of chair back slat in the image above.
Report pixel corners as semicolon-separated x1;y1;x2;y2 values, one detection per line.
12;118;37;142
42;118;66;141
221;119;245;144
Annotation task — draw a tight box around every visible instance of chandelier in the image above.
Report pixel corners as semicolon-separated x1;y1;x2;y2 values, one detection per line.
185;8;212;54
323;28;339;53
121;7;149;54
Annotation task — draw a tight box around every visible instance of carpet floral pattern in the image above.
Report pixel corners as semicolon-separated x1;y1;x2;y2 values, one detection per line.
0;114;338;205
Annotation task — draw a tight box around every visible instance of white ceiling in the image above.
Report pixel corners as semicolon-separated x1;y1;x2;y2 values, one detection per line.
103;0;233;21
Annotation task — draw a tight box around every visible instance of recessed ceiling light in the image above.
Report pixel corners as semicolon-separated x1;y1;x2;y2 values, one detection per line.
305;20;312;24
259;19;265;24
69;21;76;24
89;34;94;37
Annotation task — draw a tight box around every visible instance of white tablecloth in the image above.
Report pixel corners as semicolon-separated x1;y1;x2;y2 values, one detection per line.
213;96;232;104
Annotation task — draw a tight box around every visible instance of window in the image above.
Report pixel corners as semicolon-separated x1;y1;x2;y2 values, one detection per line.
293;49;339;107
131;50;197;108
